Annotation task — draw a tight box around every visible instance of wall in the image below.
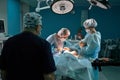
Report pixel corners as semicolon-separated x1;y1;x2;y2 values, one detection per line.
30;6;88;39
31;5;120;39
0;0;29;36
30;5;120;39
0;1;120;39
7;0;21;36
0;0;7;34
89;6;120;39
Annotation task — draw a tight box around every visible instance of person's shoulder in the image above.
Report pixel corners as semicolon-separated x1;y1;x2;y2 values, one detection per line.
38;37;51;46
91;31;101;36
95;31;101;36
96;31;101;34
48;33;56;37
3;33;22;46
5;33;21;42
46;33;56;40
92;31;101;39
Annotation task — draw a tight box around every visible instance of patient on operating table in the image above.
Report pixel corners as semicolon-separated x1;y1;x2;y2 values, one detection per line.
62;47;80;58
54;46;94;80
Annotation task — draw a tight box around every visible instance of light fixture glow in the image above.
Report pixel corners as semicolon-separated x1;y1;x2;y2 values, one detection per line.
51;0;74;14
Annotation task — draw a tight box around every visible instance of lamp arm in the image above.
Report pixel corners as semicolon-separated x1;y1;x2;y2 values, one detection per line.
89;4;93;10
36;6;50;12
35;0;50;12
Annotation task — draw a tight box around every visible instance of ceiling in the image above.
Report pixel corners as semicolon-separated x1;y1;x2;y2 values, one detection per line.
20;0;120;8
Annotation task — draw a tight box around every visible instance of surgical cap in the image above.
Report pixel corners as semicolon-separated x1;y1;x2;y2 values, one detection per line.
57;28;70;37
23;12;42;28
83;18;97;28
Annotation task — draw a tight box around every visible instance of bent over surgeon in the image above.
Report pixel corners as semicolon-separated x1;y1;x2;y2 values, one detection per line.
0;12;56;80
46;28;70;54
79;18;101;80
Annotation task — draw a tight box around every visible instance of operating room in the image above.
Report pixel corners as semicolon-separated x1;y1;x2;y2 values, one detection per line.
0;0;120;80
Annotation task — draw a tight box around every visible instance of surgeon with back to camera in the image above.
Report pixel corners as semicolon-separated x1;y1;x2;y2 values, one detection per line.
0;12;56;80
79;18;101;80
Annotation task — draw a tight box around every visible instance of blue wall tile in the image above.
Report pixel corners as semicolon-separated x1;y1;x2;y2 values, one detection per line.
7;0;21;36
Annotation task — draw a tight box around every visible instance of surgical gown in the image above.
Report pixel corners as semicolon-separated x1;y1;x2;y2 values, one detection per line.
80;31;101;59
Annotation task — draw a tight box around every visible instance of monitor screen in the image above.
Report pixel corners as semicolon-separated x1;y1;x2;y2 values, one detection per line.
0;19;5;33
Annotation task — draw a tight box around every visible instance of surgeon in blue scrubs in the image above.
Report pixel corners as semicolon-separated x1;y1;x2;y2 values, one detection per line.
79;18;101;80
46;28;70;55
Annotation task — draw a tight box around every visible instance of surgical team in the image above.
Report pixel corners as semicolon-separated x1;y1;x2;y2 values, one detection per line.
46;18;101;80
46;18;101;60
0;12;101;80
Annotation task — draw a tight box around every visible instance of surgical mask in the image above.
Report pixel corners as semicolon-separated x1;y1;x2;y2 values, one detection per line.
61;38;66;41
85;29;90;33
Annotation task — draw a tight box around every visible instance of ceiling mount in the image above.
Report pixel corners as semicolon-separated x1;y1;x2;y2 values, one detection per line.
35;0;50;12
88;0;111;10
35;0;110;13
46;0;54;6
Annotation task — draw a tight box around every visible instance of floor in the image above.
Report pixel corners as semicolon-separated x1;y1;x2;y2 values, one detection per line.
0;66;120;80
99;66;120;80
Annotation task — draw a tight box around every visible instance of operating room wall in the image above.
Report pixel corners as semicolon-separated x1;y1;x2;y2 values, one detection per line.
0;0;7;34
1;0;120;39
7;0;21;36
88;6;120;39
0;0;30;36
30;5;120;39
30;6;88;39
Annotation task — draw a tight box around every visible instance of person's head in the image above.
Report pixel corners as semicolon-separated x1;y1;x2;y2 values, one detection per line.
79;41;86;48
23;12;42;35
83;18;97;33
57;28;70;41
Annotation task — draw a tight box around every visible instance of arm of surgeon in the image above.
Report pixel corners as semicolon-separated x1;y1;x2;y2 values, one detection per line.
43;72;55;80
1;69;7;80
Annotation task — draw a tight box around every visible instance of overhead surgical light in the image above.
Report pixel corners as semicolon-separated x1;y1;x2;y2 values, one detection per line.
51;0;74;14
88;0;111;10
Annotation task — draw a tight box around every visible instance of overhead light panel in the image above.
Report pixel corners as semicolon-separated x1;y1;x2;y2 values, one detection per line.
51;0;74;14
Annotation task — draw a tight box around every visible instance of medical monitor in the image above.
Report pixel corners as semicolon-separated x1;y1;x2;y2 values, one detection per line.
0;19;5;33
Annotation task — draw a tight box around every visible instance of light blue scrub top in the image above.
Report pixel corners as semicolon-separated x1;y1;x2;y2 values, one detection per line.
80;31;101;59
46;33;64;54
